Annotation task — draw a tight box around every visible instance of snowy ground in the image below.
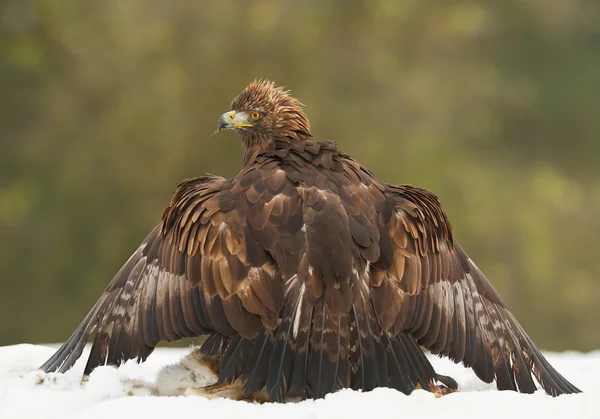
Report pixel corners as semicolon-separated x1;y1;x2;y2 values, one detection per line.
0;344;596;419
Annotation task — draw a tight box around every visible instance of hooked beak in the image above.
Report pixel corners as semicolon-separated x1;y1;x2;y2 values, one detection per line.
217;110;253;132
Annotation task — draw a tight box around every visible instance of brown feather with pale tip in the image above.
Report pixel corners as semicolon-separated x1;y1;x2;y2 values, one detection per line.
40;79;580;401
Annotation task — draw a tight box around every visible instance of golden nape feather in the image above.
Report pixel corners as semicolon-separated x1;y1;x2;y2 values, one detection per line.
40;79;581;401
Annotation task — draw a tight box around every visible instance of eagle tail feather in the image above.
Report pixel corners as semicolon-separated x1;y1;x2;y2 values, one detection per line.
242;326;273;397
335;313;350;391
397;333;439;391
217;334;250;385
348;299;383;391
382;333;414;394
199;333;230;357
307;302;341;399
287;296;314;398
266;280;303;402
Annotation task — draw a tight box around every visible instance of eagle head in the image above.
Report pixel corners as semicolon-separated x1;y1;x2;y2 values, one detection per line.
217;80;311;141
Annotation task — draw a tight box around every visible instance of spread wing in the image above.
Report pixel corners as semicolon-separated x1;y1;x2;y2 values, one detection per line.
40;167;304;375
40;145;580;399
369;183;580;395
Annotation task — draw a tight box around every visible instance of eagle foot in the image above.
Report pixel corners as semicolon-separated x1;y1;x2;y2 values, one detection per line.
434;373;458;391
415;374;459;398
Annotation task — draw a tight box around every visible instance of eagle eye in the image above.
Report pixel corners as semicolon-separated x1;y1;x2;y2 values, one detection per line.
249;111;260;120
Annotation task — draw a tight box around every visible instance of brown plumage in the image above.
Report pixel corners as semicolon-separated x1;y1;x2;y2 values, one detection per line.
40;79;580;401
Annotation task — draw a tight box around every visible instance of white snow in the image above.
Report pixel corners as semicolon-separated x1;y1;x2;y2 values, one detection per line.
0;343;597;419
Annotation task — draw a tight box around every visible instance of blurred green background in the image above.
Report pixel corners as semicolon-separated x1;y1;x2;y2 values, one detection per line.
1;0;599;351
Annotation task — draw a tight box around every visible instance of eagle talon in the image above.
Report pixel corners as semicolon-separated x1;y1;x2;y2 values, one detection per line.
428;378;458;398
435;373;459;391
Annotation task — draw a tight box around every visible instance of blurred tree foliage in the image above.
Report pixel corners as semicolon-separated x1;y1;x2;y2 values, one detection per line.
1;0;599;351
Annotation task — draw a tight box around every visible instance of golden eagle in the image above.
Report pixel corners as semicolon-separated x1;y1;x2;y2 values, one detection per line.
40;80;580;401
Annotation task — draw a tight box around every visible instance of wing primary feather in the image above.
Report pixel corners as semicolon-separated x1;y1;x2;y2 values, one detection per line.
461;279;477;368
43;240;153;374
449;281;467;362
86;273;140;374
501;316;537;393
436;280;454;355
106;278;139;368
84;331;109;376
507;312;581;395
476;292;516;391
41;301;102;373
